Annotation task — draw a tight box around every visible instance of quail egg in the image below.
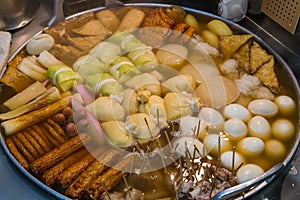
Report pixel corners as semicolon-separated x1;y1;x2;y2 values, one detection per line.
236;164;264;184
199;107;224;132
248;99;278;118
203;134;232;157
264;139;286;162
223;103;251;122
274;95;296;116
236;137;265;158
248;116;271;141
223;118;247;142
220;151;245;171
173;136;206;158
272;119;295;141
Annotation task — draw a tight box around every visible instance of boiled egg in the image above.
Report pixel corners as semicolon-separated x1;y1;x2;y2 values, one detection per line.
236;164;264;184
248;116;271;141
173;136;206;158
223;103;251;122
264;139;286;162
274;95;296;116
223;118;247;142
272;119;295;141
236;137;265;158
203;134;232;157
220;151;245;171
248;99;278;118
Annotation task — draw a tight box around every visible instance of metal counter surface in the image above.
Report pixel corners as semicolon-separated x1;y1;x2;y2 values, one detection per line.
1;0;299;199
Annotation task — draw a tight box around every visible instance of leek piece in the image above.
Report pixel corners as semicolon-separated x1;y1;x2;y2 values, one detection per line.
17;57;47;81
37;50;65;68
0;87;61;121
4;81;47;110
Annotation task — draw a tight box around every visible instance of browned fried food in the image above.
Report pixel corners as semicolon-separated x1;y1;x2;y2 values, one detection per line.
57;152;96;188
220;34;253;59
233;41;251;72
30;133;91;175
40;123;61;147
23;130;45;156
16;132;40;159
46;118;68;140
139;7;175;47
11;135;35;162
65;149;120;199
254;56;279;93
42;148;89;186
250;41;272;73
6;138;30;170
168;23;195;45
87;154;134;199
31;125;54;151
143;7;175;29
43;121;66;144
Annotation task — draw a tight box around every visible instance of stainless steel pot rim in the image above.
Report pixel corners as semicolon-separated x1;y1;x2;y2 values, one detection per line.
1;3;300;200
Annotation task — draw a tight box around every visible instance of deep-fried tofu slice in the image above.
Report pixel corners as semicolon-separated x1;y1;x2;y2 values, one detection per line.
250;41;272;73
233;41;251;73
220;34;253;59
254;56;279;93
72;20;111;36
95;10;120;32
119;8;145;31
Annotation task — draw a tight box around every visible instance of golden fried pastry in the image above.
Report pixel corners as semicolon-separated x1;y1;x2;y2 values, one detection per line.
220;34;253;59
12;135;35;162
254;56;279;93
23;130;45;156
27;127;51;153
250;41;272;73
233;41;251;72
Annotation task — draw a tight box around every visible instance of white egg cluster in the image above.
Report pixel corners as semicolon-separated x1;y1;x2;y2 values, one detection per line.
198;95;296;184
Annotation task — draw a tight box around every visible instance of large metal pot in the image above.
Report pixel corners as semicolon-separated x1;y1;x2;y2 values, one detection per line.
1;3;299;200
0;0;41;30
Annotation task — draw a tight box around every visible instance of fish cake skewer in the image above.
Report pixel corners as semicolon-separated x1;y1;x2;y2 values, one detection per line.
65;149;120;199
58;152;96;188
27;127;51;152
5;138;30;170
30;133;91;175
23;130;45;156
42;148;89;186
12;135;35;162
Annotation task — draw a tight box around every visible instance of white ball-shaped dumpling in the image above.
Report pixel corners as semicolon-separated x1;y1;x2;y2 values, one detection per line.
223;118;247;142
220;151;245;171
272;119;295;141
26;33;55;55
203;134;232;157
236;137;265;158
199;107;224;132
248;99;278;118
224;103;251;122
274;95;296;116
264;139;286;162
248;116;271;141
236;164;264;184
173;136;206;158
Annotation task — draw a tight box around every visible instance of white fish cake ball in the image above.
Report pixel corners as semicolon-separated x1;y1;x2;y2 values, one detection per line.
203;134;232;157
236;137;265;158
274;95;296;116
223;118;247;142
173;136;206;158
265;139;286;162
26;33;55;55
221;151;245;171
248;99;278;118
248;116;271;141
224;103;251;122
272;119;295;141
236;164;264;184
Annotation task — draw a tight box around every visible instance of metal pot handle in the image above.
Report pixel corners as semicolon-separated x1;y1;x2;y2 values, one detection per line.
211;163;284;200
48;0;65;27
